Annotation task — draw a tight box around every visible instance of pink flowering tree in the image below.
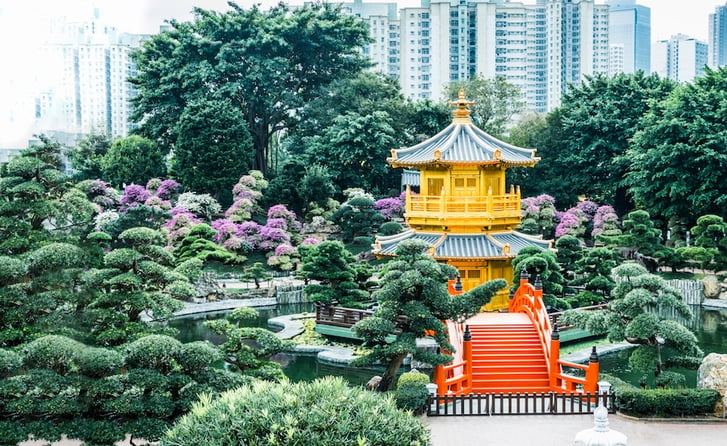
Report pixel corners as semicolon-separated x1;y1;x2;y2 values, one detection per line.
592;205;621;239
164;208;202;246
555;200;599;241
119;184;153;212
77;179;120;211
267;243;300;272
227;171;268;221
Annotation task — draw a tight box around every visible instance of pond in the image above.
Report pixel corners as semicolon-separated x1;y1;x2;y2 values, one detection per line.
169;303;382;387
170;303;727;389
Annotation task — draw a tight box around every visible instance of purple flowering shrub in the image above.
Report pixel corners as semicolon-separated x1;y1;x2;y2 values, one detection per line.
119;184;152;212
77;179;119;211
592;205;621;237
156;179;181;200
301;237;320;246
374;196;405;220
519;194;559;238
164;208;202;245
554;200;600;239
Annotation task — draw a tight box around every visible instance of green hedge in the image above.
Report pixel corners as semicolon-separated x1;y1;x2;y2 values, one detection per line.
615;388;720;417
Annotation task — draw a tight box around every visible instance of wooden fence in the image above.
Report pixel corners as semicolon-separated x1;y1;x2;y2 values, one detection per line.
427;391;615;416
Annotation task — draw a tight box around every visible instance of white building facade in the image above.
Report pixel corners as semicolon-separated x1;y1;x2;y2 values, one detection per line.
652;34;708;83
345;0;610;113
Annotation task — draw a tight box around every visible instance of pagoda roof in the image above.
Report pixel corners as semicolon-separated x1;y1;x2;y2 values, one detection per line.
373;229;551;260
388;90;539;168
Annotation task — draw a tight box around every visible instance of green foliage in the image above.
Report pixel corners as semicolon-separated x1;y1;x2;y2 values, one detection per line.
627;67;727;224
512;246;567;309
124;335;183;374
615;388;720;417
161;377;431;446
331;195;386;242
241;262;272;289
395;381;430;415
397;370;430;388
101;135;166;188
132;2;371;175
300;241;369;305
205;309;290;381
561;263;701;378
176;341;222;374
22;335;83;375
173;98;253;200
379;221;404;236
173;224;235;265
353;239;505;391
67;132;111;181
0;349;22;378
444;74;524;138
573;246;620;297
75;347;124;378
690;214;727;272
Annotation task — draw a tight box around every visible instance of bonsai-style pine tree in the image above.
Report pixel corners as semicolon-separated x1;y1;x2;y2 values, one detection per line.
299;241;369;306
352;239;506;391
561;263;702;382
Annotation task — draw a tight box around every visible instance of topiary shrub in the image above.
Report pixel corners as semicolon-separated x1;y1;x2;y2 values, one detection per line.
176;341;221;374
161;376;431;446
124;335;182;374
22;336;84;375
75;347;123;378
379;221;404;236
395;370;431;415
0;349;22;378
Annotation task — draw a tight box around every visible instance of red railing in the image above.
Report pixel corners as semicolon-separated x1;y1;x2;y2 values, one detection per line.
433;321;472;395
509;274;599;394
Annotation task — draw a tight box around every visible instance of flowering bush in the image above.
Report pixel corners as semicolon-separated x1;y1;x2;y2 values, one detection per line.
164;209;202;245
176;192;222;220
156;179;181;200
519;194;559;238
94;211;120;232
77;179;119;211
119;184;152;211
592;205;621;237
375;196;405;220
301;237;320;246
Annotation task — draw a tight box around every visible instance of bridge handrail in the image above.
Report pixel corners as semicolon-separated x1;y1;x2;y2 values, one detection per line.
508;280;552;371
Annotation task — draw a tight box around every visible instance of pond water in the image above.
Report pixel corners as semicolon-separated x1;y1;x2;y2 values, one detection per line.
169;303;381;387
170;303;727;389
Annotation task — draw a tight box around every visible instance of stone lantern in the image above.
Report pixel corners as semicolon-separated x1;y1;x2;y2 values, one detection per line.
573;405;627;446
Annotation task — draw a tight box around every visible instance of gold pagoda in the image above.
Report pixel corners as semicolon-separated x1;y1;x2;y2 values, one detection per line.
373;90;551;310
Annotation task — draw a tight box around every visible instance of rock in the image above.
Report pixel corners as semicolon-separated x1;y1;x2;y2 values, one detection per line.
697;353;727;417
719;279;727;300
703;275;721;299
366;375;382;391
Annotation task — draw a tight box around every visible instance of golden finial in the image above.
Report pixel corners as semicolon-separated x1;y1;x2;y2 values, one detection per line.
450;89;473;123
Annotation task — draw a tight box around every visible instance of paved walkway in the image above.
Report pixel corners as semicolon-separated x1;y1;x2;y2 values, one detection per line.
425;412;727;445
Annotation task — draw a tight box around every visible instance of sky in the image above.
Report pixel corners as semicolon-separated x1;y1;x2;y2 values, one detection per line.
1;0;722;40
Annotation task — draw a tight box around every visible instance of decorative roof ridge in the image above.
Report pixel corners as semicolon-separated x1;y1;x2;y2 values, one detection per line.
465;124;539;160
389;122;457;159
376;228;416;243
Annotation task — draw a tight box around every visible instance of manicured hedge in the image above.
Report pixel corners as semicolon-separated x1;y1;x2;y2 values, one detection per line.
615;388;720;417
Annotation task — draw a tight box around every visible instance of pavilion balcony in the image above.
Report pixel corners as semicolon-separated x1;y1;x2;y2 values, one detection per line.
404;192;522;229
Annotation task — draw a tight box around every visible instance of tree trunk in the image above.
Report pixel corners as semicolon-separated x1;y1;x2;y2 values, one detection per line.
378;353;408;392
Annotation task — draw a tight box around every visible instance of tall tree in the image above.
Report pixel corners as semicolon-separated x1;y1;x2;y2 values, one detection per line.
172;98;253;200
130;3;371;175
444;74;524;138
101;135;166;188
626;67;727;225
352;239;506;391
525;72;676;213
67;132;111;181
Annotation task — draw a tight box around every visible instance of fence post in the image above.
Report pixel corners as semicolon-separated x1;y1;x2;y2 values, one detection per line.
549;323;561;390
584;346;599;393
463;325;472;393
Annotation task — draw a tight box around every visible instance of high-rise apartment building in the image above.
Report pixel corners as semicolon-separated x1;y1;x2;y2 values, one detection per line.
709;2;727;68
344;0;609;113
652;34;708;83
608;0;650;74
36;13;148;139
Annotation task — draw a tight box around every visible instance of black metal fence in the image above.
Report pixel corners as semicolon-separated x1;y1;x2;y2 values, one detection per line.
427;391;615;416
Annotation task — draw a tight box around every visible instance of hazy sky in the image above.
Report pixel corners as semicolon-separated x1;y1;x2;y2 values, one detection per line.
1;0;723;41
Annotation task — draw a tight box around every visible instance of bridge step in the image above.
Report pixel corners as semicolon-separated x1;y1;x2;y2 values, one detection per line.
466;317;550;394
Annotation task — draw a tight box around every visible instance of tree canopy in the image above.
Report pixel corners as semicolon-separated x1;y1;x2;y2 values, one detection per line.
131;2;371;176
626;66;727;225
